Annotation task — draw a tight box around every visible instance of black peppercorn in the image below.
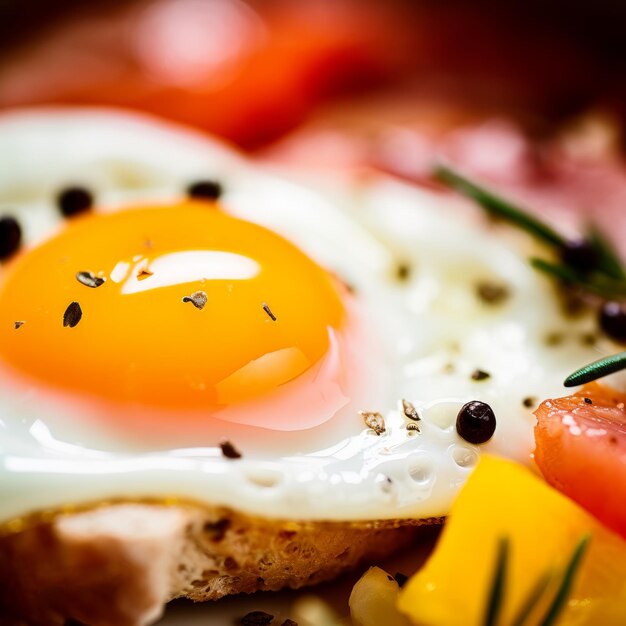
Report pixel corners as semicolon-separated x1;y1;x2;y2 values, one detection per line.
187;180;223;201
560;238;598;273
599;301;626;343
57;186;93;217
0;216;22;260
456;400;496;444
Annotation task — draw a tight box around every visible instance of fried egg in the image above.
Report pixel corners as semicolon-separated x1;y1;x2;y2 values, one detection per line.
0;108;608;525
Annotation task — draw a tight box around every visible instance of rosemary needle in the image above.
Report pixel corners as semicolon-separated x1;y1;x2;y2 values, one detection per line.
481;535;589;626
531;258;626;299
510;570;553;626
538;535;590;626
484;538;509;626
433;165;566;248
564;351;626;387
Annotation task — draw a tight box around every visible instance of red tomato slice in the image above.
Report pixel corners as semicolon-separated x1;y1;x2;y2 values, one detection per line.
534;382;626;539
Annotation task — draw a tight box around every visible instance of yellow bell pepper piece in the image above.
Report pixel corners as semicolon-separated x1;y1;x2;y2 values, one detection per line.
397;455;626;626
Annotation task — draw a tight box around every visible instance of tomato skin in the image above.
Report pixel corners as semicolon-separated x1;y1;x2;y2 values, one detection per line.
534;382;626;539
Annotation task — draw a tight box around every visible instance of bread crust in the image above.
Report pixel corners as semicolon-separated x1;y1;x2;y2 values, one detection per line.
0;503;441;626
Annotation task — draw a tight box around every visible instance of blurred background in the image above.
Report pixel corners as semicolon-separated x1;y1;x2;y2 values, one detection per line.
1;0;624;152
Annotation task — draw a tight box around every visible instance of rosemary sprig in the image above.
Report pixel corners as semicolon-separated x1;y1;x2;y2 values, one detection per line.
539;535;590;626
482;535;589;626
564;351;626;387
530;259;589;289
434;164;626;302
433;165;566;248
434;163;626;387
530;259;626;300
510;571;552;626
484;538;509;626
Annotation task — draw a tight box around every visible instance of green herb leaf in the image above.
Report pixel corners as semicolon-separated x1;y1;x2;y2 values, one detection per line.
531;258;626;300
510;570;553;626
564;351;626;387
433;165;566;248
530;258;586;285
484;538;509;626
538;535;590;626
480;535;589;626
435;165;626;304
586;225;626;280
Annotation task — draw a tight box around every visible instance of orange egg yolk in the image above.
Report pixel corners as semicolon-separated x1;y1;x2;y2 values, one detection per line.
0;203;348;430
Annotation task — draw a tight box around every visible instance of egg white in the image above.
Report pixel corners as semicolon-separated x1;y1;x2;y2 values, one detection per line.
0;108;610;523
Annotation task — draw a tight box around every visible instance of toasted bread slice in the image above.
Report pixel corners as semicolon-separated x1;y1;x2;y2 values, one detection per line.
0;503;440;626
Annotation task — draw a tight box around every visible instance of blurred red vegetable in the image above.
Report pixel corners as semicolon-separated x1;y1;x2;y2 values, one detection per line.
1;0;624;150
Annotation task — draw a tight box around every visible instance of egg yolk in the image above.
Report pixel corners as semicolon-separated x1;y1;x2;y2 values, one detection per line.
0;203;348;431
